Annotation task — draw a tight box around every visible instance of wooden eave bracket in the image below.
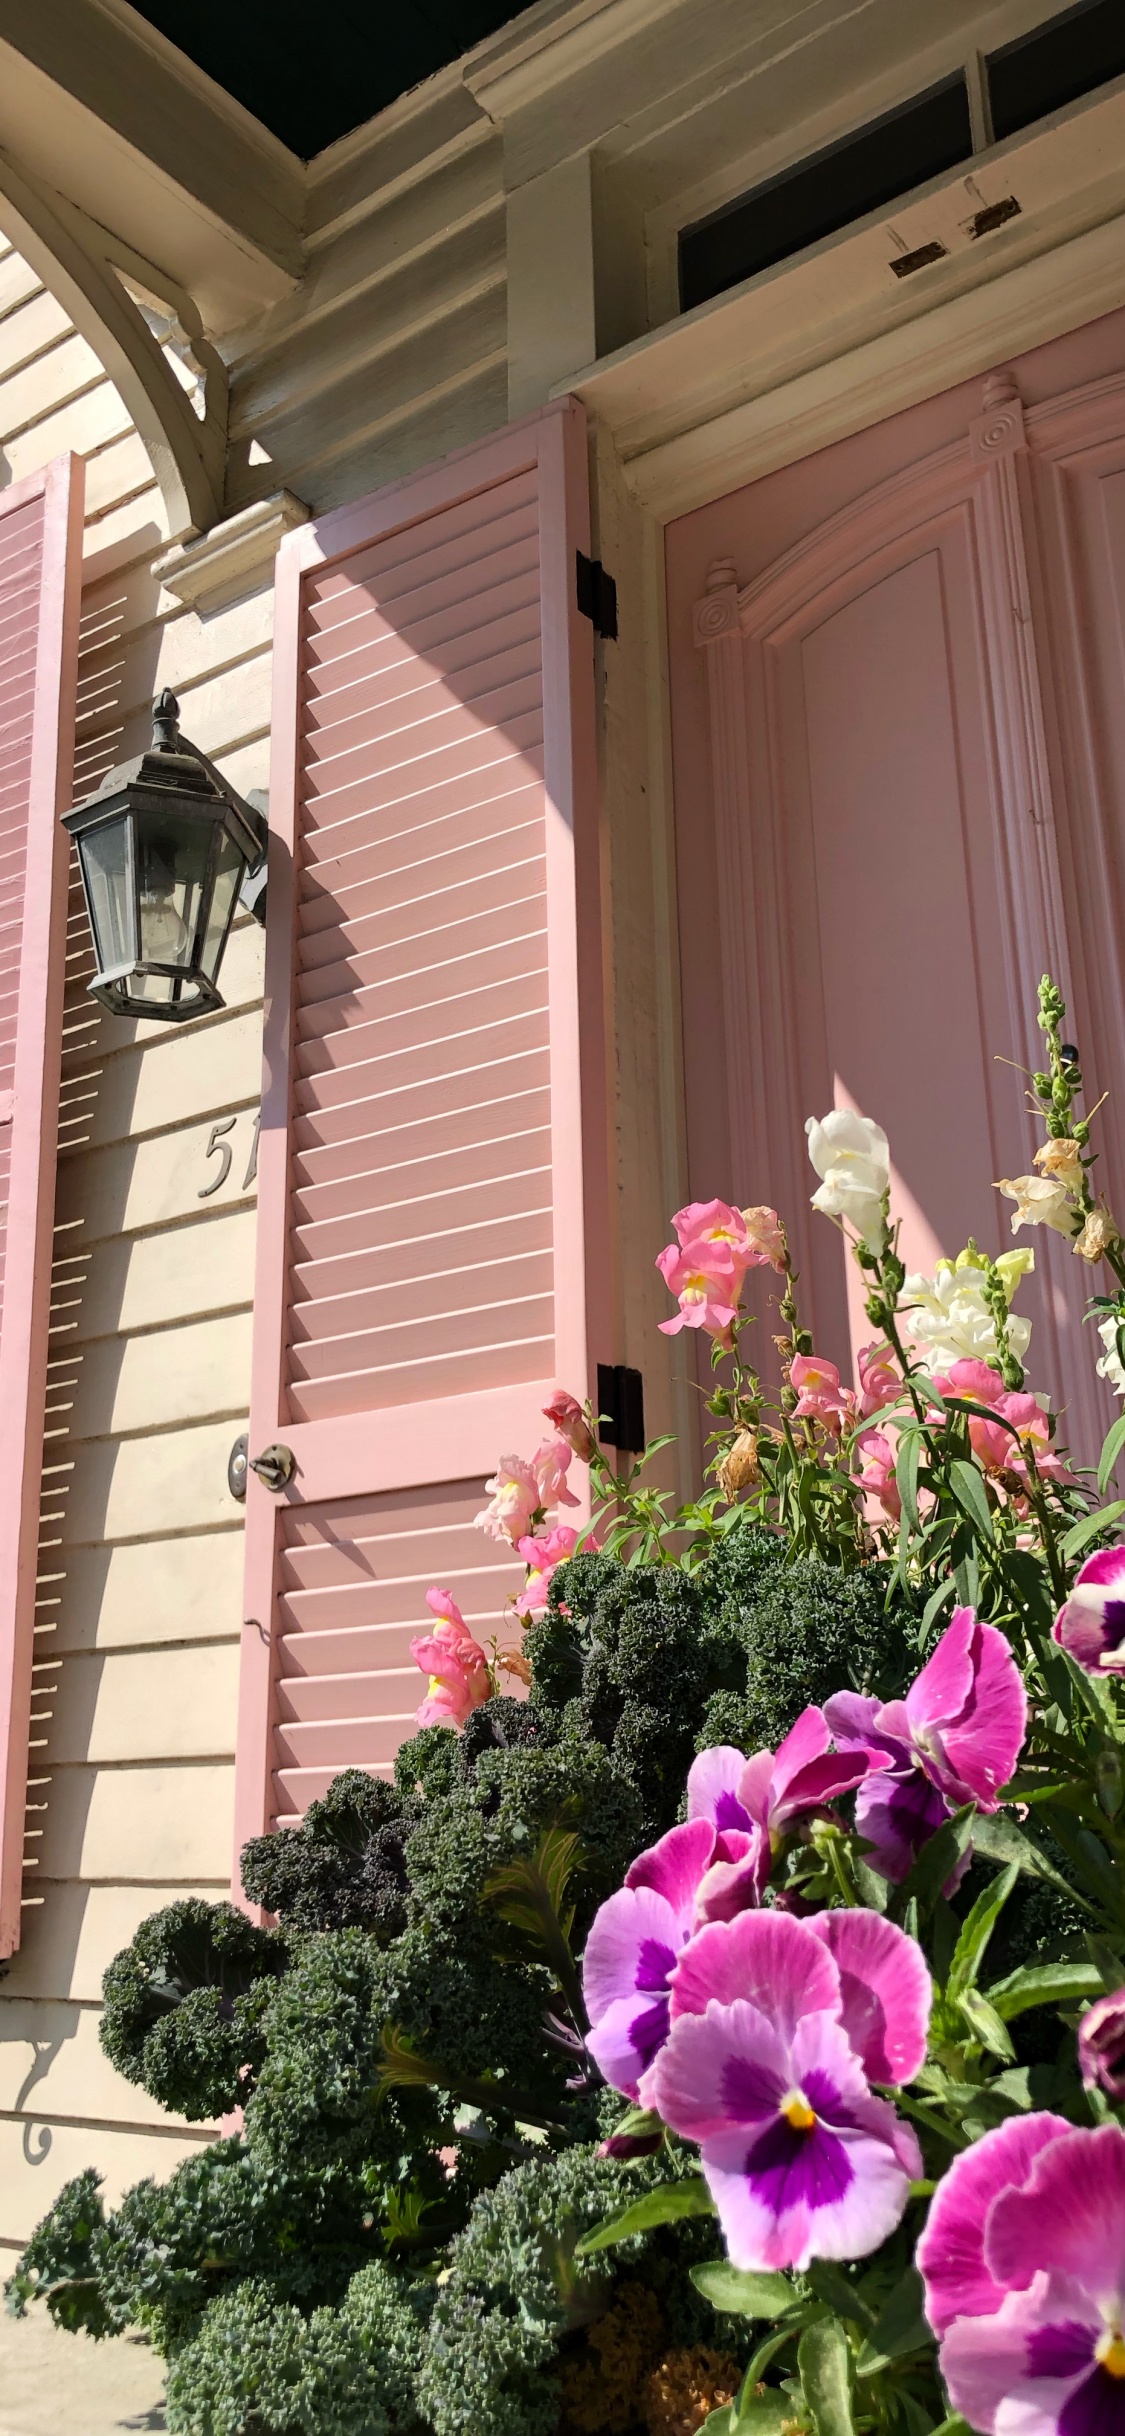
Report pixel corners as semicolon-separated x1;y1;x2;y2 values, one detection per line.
153;491;311;611
0;145;229;538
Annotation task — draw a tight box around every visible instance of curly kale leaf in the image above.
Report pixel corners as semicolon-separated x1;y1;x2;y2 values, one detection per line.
240;1769;414;1939
164;2264;434;2436
99;1899;288;2120
5;2169;115;2337
698;1554;911;1757
404;1730;641;1951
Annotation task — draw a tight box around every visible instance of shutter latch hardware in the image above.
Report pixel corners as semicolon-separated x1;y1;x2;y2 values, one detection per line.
576;551;618;640
597;1364;645;1454
247;1443;296;1492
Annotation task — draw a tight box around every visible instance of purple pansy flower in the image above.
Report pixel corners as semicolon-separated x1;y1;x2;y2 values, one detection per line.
647;1908;927;2272
825;1608;1026;1886
1079;1987;1125;2101
584;1803;775;2100
689;1708;882;1860
1053;1547;1125;1675
921;2121;1125;2436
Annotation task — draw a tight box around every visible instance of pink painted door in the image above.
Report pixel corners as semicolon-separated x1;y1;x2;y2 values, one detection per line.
667;307;1125;1463
0;456;84;1955
234;401;609;1850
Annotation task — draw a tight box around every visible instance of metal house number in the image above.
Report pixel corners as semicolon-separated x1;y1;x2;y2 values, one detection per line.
198;1110;261;1199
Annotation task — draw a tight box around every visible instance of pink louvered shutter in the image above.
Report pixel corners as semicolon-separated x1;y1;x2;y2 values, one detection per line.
233;401;609;1846
0;456;84;1955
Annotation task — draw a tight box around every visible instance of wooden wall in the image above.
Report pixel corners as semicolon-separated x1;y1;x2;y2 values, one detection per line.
0;228;268;2248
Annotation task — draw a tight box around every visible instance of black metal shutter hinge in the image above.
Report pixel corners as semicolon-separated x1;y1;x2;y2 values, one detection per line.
576;551;618;640
597;1363;645;1453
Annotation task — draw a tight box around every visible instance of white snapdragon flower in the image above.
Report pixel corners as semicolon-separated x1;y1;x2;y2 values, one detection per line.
1097;1315;1125;1400
996;1172;1076;1236
805;1110;890;1251
901;1252;1033;1374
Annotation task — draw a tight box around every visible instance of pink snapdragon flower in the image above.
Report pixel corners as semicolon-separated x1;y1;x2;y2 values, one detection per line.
648;1908;927;2271
826;1607;1026;1884
689;1710;882;1858
542;1390;595;1462
998;1394;1070;1489
919;2119;1125;2436
856;1430;901;1522
790;1354;854;1435
742;1205;788;1272
1053;1546;1125;1674
669;1198;758;1260
857;1341;901;1418
475;1454;541;1545
657;1238;744;1342
531;1434;580;1510
410;1588;492;1729
513;1524;580;1617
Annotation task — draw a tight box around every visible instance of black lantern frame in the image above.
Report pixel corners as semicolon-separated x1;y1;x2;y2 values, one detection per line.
63;690;268;1022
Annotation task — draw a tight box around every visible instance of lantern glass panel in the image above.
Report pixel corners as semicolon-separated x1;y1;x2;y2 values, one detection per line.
79;814;134;972
137;815;212;973
201;825;244;984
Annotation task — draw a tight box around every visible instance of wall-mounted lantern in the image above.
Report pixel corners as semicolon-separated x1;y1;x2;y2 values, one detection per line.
63;689;267;1022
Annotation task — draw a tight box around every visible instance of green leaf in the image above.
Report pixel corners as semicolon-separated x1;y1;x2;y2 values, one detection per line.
799;2318;853;2436
692;2263;795;2318
957;1986;1016;2060
948;1459;995;1543
855;2268;934;2377
733;2397;803;2436
1098;1415;1125;1497
805;2263;875;2330
1061;1503;1125;1564
891;1806;976;1921
971;1812;1083;1903
896;1431;922;1535
986;1961;1103;2020
575;2177;715;2253
947;1865;1018;2000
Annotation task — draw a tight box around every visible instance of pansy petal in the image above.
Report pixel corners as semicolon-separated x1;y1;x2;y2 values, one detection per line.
626;1818;718;1925
1074;1546;1125;1596
854;1770;958;1888
903;1604;978;1735
808;1910;932;2085
687;1747;752;1832
737;1750;775;1829
695;1830;769;1922
773;1747;882;1825
939;2280;1099;2436
669;1908;840;2032
935;1621;1027;1811
582;1885;681;2027
649;1998;790;2142
587;1992;671;2100
700;2114;913;2274
917;2115;1071;2336
823;1691;885;1748
769;1706;832;1803
986;2124;1125;2313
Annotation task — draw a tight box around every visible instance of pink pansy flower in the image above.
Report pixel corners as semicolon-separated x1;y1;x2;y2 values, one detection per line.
856;1430;901;1522
531;1434;580;1510
1079;1986;1125;2101
582;1818;721;2100
920;2120;1125;2436
1053;1546;1125;1674
410;1588;492;1730
475;1454;541;1546
657;1237;744;1342
857;1341;901;1418
690;1712;883;1861
513;1524;579;1617
541;1390;595;1463
829;1606;1026;1817
648;1908;927;2271
790;1353;855;1435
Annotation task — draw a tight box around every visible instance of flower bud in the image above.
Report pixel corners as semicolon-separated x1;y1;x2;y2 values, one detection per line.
717;1428;760;1497
541;1390;596;1462
1079;1987;1125;2100
1075;1208;1119;1263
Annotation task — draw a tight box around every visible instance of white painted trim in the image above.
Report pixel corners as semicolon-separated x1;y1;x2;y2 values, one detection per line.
152;492;311;610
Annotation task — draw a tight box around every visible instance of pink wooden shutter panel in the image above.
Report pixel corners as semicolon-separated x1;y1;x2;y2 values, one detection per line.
0;457;84;1956
235;402;608;1842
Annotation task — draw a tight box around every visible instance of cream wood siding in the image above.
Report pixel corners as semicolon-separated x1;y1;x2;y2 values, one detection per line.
0;230;266;2247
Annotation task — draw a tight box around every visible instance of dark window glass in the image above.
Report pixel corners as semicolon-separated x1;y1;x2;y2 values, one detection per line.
987;0;1125;142
679;76;972;314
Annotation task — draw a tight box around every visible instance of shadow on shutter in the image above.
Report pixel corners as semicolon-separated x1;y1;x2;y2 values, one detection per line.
0;456;84;1956
234;401;610;1848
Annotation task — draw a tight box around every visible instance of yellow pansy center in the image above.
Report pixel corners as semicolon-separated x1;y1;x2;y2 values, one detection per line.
1097;2333;1125;2379
780;2091;816;2132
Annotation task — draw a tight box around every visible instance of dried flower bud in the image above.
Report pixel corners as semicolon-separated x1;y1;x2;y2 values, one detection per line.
717;1428;760;1497
1075;1207;1120;1262
1035;1137;1085;1194
495;1648;532;1686
1079;1986;1125;2100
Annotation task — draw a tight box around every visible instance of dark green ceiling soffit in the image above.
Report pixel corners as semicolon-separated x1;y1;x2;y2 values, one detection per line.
128;1;531;159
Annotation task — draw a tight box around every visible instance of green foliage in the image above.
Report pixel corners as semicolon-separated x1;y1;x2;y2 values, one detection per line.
5;2168;114;2337
163;2265;433;2436
698;1556;910;1758
99;1899;289;2120
239;1769;415;1938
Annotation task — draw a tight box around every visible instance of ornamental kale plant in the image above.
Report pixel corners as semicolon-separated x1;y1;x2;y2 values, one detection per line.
13;972;1125;2436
